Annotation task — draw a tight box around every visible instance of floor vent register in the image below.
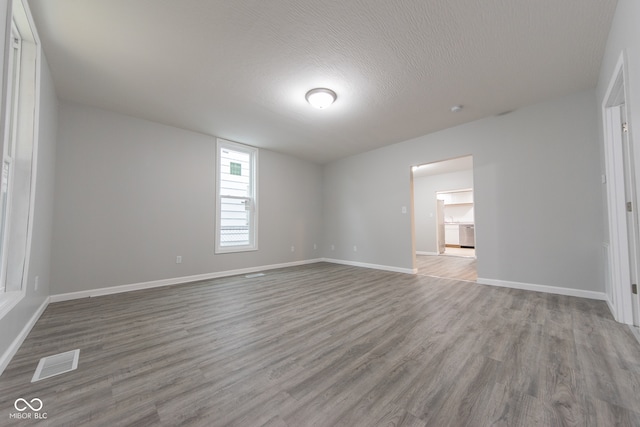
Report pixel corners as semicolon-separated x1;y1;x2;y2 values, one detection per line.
31;349;80;382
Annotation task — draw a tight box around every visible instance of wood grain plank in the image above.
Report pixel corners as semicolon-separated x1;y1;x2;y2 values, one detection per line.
1;262;639;426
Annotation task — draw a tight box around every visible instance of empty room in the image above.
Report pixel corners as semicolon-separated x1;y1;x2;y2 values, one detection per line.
2;0;640;425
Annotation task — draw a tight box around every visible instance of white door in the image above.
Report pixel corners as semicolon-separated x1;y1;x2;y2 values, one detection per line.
436;199;445;254
619;105;640;325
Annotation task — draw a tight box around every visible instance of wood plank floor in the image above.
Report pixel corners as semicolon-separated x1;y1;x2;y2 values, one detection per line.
416;254;477;282
1;262;640;426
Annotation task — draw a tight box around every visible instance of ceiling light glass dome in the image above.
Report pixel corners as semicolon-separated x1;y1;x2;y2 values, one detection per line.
305;88;337;109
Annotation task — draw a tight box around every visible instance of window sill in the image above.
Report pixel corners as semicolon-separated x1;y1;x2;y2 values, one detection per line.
0;291;25;320
215;246;258;254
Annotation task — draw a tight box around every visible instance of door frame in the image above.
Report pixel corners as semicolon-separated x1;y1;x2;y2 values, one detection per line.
436;199;445;254
409;155;476;271
602;52;636;325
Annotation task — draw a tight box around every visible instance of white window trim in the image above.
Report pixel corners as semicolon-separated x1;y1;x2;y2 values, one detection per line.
0;20;22;318
0;0;42;319
0;292;22;319
0;21;21;294
215;138;258;253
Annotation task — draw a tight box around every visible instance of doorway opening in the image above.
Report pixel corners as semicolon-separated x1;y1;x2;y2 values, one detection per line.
411;155;477;282
436;189;475;258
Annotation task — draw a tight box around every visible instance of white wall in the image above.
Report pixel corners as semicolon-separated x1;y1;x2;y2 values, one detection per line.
323;89;603;292
51;102;323;294
414;169;473;253
0;0;6;127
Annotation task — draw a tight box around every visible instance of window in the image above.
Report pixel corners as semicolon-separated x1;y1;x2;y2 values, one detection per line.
0;23;21;293
0;0;41;318
215;139;258;253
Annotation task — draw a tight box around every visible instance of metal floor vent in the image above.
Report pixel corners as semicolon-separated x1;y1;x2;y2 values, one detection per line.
245;273;265;278
31;349;80;383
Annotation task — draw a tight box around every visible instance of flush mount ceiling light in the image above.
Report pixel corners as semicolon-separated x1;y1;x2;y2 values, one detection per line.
305;88;337;109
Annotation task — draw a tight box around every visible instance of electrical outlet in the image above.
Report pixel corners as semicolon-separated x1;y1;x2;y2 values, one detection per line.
34;276;39;291
313;243;317;250
331;244;335;250
176;256;182;264
353;245;357;252
291;246;295;252
401;206;407;214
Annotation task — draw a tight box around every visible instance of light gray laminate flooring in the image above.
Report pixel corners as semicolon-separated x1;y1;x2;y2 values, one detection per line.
416;254;477;282
1;262;640;426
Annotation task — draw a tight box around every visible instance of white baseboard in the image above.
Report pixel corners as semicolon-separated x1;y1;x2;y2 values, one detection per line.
477;277;607;301
50;258;324;303
628;325;640;346
416;251;438;256
606;295;617;321
0;296;50;376
50;257;417;304
322;258;417;275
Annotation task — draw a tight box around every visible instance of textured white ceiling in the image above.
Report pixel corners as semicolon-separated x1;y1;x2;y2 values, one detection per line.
27;0;617;164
